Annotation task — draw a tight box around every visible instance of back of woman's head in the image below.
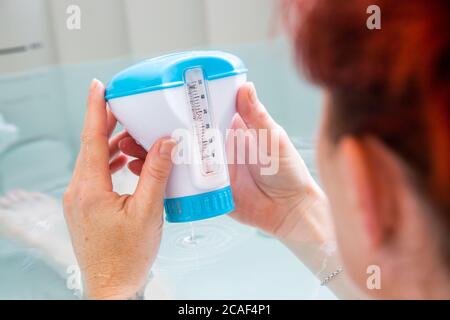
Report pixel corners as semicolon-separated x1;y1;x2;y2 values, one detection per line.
284;0;449;261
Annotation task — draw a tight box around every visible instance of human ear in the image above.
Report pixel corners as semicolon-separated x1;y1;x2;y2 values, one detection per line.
337;135;400;249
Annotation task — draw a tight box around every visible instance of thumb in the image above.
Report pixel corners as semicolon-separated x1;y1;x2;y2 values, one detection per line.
236;82;292;157
237;82;277;130
133;138;176;211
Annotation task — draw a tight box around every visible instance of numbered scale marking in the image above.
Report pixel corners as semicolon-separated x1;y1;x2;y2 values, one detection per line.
185;68;220;176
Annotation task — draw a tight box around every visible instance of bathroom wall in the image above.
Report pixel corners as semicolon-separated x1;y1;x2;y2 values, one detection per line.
204;0;277;45
0;0;66;142
47;0;130;64
0;0;56;73
124;0;208;57
0;0;279;67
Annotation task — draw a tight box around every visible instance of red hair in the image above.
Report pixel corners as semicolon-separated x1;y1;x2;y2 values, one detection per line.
284;0;450;257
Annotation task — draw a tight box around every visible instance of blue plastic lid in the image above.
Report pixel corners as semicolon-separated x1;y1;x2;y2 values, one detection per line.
105;51;247;100
164;185;235;223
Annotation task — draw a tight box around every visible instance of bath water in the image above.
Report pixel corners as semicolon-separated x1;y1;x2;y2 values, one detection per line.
182;223;199;246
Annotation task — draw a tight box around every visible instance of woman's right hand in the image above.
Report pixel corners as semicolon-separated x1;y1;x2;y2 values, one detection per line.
227;83;332;244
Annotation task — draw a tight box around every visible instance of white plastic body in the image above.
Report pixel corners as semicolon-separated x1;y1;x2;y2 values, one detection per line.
107;74;246;199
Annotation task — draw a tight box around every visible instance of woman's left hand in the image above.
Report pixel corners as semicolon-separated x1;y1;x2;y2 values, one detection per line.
63;79;176;300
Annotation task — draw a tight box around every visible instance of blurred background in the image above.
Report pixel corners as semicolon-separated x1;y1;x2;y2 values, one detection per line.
0;0;328;299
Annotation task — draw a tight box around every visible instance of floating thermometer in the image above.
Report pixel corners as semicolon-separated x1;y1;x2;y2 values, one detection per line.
105;51;247;222
185;68;220;176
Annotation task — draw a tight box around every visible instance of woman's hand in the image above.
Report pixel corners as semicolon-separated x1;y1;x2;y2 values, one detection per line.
63;79;176;300
226;83;332;243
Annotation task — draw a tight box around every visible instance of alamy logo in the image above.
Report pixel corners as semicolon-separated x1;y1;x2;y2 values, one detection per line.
366;5;381;30
66;5;81;30
366;265;382;290
170;128;281;176
366;4;381;30
66;265;82;296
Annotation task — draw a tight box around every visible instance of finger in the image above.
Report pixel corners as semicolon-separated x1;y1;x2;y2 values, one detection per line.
119;137;147;159
237;82;278;130
227;114;253;183
109;154;128;174
74;79;112;190
133;138;176;212
237;82;291;157
231;112;248;131
109;131;130;159
128;158;144;176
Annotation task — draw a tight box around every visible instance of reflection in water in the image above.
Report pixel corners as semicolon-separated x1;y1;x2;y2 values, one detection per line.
156;216;249;272
181;223;200;246
0;114;18;153
0;239;75;300
0;138;72;197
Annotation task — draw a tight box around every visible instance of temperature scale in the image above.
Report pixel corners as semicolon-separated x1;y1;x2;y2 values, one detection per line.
105;51;247;222
185;68;221;176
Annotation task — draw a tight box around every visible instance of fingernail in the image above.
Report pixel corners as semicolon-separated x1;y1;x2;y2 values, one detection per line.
248;82;258;104
118;139;126;150
90;78;104;94
159;139;176;157
90;78;99;91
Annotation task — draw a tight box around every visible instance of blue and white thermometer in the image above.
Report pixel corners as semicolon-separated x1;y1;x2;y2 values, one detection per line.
105;51;247;222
